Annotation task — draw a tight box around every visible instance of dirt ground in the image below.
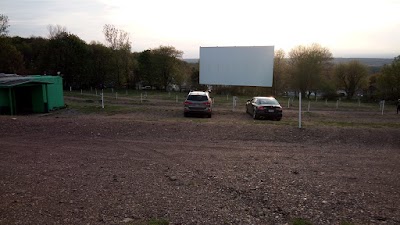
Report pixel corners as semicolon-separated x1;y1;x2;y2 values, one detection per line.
0;104;400;225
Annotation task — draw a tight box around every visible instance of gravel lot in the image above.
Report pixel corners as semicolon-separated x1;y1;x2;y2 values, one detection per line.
1;102;400;225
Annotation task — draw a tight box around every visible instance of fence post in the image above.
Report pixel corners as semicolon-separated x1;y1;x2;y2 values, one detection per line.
298;93;302;128
101;90;104;109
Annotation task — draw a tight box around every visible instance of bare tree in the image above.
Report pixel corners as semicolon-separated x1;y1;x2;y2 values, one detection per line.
0;14;10;37
103;24;131;51
47;24;68;39
103;24;132;87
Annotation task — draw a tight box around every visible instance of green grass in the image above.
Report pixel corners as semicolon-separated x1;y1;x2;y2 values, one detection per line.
65;101;149;115
63;90;400;128
317;120;400;128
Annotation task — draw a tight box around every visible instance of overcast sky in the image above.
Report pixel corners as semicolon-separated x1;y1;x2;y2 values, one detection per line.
1;0;399;58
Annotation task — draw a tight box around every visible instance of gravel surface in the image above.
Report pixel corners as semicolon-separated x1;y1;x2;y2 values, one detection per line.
0;107;399;225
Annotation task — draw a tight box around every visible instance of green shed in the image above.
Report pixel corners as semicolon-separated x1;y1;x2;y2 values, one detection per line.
0;74;65;115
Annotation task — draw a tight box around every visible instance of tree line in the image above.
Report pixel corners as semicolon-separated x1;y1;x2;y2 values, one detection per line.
0;14;399;101
0;15;195;91
273;44;400;101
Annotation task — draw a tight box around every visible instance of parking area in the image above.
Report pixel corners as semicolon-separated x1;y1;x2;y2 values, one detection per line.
1;96;400;225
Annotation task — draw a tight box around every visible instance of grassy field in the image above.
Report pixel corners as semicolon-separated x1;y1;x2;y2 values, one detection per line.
63;89;400;129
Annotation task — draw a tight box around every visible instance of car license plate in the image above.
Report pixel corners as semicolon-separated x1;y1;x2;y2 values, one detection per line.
268;109;274;112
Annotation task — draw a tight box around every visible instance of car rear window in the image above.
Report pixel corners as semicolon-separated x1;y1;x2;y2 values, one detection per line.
258;99;279;105
187;95;208;101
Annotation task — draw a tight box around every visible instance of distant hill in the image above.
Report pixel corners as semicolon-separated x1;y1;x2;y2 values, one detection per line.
183;58;199;63
183;58;393;67
333;58;392;67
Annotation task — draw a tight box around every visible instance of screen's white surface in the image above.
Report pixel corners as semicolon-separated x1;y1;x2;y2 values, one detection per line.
199;46;274;87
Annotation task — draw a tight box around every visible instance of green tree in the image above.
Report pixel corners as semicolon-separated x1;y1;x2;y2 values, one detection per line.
288;43;333;98
377;56;400;100
43;31;90;88
334;60;368;99
9;36;50;74
25;37;49;74
273;49;287;95
0;15;24;73
151;45;183;90
137;50;155;87
0;37;24;73
87;41;113;88
0;14;9;37
318;68;337;100
190;66;200;89
170;60;190;89
366;73;379;100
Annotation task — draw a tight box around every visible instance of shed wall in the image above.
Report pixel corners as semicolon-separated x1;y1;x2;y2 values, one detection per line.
31;76;64;110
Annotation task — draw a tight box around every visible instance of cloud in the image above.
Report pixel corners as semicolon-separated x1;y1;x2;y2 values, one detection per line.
1;0;399;58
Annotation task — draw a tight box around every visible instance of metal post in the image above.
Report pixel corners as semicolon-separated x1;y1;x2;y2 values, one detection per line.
299;93;302;128
232;96;237;111
101;93;104;109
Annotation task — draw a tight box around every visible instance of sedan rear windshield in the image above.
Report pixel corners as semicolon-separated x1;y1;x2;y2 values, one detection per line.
257;99;279;105
187;95;208;101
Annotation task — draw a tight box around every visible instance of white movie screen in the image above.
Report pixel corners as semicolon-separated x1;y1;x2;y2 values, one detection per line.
199;46;274;87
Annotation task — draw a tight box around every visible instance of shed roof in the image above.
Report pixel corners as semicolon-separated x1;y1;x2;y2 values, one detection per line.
0;75;52;88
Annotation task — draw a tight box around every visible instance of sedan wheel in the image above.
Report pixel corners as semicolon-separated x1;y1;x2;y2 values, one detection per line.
252;109;258;120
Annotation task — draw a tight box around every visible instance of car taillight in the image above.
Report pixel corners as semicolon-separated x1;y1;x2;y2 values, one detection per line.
204;101;210;106
184;101;192;105
257;106;264;110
